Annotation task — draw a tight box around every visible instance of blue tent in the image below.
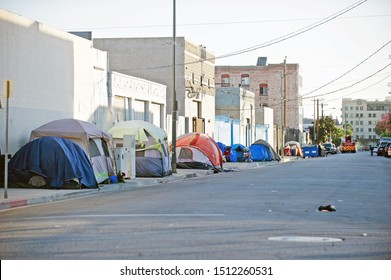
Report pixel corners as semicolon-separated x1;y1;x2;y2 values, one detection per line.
230;143;247;162
217;142;227;154
8;136;98;188
250;139;280;161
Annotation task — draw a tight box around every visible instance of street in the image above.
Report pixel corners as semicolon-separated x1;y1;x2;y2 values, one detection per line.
0;152;390;260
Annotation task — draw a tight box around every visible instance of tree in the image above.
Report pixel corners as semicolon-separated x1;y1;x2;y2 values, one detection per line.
375;112;391;137
309;116;344;145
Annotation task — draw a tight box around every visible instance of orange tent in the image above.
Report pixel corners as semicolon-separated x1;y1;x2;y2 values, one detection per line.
172;133;223;170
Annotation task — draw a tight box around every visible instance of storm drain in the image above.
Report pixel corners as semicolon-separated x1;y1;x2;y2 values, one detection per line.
268;236;343;242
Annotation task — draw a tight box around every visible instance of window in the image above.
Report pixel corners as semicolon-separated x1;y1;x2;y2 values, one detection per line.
373;113;377;118
360;113;363;118
241;74;250;86
355;121;359;125
368;128;372;132
360;121;363;125
259;83;268;95
221;74;230;87
356;114;359;118
360;106;363;110
88;139;101;158
350;106;353;110
356;106;359;110
368;113;372;117
368;121;372;125
345;106;348;111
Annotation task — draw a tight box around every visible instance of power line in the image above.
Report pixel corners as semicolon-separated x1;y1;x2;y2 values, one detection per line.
68;14;389;31
302;39;391;98
114;0;368;72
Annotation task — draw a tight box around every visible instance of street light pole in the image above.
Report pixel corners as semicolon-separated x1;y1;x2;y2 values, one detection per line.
171;0;177;173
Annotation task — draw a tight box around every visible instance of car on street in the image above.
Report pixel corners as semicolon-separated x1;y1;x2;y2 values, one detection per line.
323;142;337;154
377;141;390;157
384;142;391;158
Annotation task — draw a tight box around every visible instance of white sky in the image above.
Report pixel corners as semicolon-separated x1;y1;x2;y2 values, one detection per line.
1;0;390;120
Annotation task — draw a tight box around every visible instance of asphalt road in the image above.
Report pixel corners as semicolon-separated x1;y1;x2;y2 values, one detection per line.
0;152;390;260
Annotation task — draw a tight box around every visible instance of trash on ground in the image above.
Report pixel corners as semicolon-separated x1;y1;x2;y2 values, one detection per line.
318;205;336;212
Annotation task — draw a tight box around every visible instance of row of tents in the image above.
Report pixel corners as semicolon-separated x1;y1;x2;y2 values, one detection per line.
2;118;280;189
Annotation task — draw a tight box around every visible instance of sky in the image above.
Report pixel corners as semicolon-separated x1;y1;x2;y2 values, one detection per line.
1;0;390;121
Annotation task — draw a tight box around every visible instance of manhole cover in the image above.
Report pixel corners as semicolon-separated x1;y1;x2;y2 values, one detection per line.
268;236;343;242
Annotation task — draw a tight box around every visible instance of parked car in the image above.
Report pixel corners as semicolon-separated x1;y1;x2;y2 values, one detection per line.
377;141;389;157
384;142;391;158
323;142;337;154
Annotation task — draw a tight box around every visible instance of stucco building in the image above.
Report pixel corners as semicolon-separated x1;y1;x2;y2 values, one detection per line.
0;9;167;156
93;37;216;140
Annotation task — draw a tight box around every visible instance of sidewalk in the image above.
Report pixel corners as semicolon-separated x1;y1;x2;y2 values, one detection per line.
0;156;298;210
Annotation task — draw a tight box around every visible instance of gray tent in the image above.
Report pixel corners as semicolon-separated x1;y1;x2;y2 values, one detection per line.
30;118;115;183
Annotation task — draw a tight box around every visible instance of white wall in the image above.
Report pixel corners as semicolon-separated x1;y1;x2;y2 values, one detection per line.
0;9;108;155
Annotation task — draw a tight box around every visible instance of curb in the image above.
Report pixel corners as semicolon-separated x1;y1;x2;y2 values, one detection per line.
0;158;299;211
0;173;193;211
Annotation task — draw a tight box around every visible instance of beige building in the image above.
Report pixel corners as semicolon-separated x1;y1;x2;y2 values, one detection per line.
342;97;391;145
93;37;216;140
215;57;303;134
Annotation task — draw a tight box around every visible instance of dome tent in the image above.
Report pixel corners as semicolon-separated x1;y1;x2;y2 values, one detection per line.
30;118;114;183
173;133;223;171
108;120;171;177
250;139;280;161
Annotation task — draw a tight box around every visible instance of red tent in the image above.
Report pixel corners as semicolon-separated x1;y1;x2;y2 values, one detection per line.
173;133;223;170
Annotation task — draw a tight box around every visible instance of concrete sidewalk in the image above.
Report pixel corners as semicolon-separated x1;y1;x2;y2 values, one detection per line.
0;156;298;210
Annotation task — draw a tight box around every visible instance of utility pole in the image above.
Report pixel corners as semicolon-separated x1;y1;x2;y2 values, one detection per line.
313;97;316;144
283;57;287;128
3;80;13;199
171;0;177;173
316;99;320;144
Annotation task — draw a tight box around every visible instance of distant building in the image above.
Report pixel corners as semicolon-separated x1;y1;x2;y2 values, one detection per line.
215;57;303;132
215;87;274;148
342;98;391;145
215;57;303;151
94;37;216;140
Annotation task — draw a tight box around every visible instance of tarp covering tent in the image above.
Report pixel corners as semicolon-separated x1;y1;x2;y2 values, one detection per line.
174;133;223;170
217;142;227;154
108;120;171;177
30;118;114;183
7;137;98;189
230;143;249;162
250;139;281;161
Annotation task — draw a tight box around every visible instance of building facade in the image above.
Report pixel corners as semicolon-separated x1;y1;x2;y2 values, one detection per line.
342;98;391;146
0;9;168;156
215;87;255;147
0;9;111;155
215;57;303;137
93;37;216;140
109;71;166;129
